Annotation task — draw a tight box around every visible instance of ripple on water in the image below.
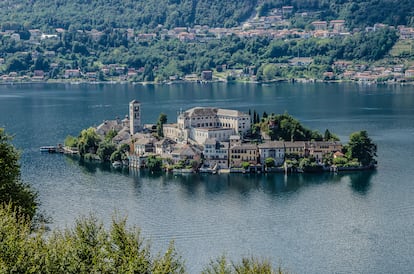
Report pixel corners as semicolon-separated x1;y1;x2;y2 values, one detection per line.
1;82;414;273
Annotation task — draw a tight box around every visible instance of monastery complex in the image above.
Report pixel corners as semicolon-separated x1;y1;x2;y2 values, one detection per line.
95;100;344;173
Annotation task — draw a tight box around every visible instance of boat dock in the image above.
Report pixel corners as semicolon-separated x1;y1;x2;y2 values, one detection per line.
40;144;78;154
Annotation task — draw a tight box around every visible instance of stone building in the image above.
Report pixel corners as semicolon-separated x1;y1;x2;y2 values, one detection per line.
164;107;251;144
129;100;141;135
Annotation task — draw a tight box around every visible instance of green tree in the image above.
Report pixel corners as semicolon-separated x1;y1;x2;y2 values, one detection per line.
97;141;116;162
323;152;334;166
202;255;232;274
106;215;152;272
68;215;108;272
203;255;282;274
152;241;185;274
64;135;78;148
241;162;250;170
0;128;37;218
6;53;33;72
1;204;289;273
265;157;275;168
104;129;118;142
345;131;377;166
299;157;311;170
77;127;101;157
233;257;275;274
333;156;348;166
157;113;168;138
263;64;278;81
110;150;123;163
146;155;163;172
324;129;340;141
33;55;50;71
0;204;43;272
324;129;332;141
263;113;322;141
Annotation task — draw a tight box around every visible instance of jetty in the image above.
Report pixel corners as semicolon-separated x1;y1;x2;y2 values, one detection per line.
40;146;57;153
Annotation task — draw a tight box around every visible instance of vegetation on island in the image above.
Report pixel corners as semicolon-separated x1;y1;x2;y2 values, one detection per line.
64;109;377;174
64;127;130;163
157;113;168;138
64;110;377;172
344;130;377;167
146;155;164;173
251;112;326;141
249;110;377;170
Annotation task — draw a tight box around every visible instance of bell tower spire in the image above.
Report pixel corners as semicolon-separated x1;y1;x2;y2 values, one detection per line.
129;100;141;135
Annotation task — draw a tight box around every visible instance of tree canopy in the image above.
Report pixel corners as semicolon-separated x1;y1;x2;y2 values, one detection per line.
258;112;324;141
157;113;168;138
0;205;186;273
146;155;163;173
0;204;286;273
345;130;377;166
0;128;37;218
0;0;257;31
0;24;399;81
257;0;414;29
77;127;101;156
1;0;414;32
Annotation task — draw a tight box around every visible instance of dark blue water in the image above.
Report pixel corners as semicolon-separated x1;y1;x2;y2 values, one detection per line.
1;82;413;273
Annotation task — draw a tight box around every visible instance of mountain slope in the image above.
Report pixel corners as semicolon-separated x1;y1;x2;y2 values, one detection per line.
0;0;258;31
1;0;414;31
258;0;414;29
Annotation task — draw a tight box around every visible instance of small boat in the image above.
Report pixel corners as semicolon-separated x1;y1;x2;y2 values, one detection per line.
112;161;122;168
199;167;214;173
172;168;193;174
199;163;218;174
40;146;57;153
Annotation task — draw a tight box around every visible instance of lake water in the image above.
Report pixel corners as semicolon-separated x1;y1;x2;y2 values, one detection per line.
0;82;413;273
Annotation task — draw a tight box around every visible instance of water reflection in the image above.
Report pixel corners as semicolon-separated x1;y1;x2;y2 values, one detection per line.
65;156;130;175
65;155;375;198
348;170;375;195
137;169;371;197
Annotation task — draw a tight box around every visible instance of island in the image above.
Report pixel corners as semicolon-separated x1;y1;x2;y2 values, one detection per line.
63;100;377;174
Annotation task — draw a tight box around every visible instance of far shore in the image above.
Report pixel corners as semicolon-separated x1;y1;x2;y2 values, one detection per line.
1;77;414;86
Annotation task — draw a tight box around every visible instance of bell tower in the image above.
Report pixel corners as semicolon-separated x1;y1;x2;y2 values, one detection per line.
129;100;141;135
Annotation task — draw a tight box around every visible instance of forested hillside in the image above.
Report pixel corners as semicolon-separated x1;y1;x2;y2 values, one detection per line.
0;0;257;31
0;0;412;83
1;0;414;31
258;0;414;29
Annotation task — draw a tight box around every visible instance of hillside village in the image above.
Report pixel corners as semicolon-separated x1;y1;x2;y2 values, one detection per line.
2;6;414;84
67;100;375;174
